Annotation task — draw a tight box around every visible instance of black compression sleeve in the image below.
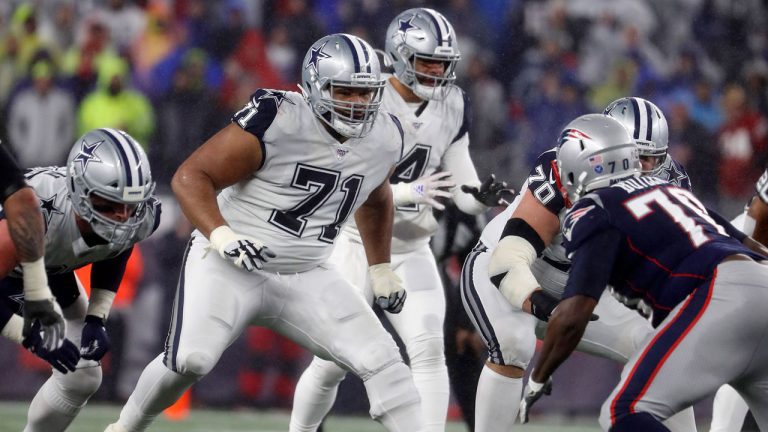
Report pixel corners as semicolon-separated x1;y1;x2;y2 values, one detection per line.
500;218;546;256
90;247;133;293
0;145;27;203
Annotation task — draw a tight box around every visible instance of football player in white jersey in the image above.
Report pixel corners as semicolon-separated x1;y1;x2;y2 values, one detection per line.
710;169;768;432
105;33;427;432
0;144;65;356
460;98;698;431
0;128;160;432
289;9;511;432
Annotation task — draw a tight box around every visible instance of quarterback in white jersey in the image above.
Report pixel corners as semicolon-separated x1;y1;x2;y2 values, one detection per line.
290;9;511;432
710;168;768;432
0;128;159;432
106;34;426;432
461;99;698;431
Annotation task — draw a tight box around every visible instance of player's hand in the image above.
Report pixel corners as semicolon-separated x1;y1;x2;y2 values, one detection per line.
80;315;111;361
519;375;553;424
22;321;80;374
528;291;599;322
22;298;65;352
461;174;515;207
208;226;276;272
393;171;455;210
369;263;407;313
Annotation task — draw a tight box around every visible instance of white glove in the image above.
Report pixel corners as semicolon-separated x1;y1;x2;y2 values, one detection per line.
392;171;455;210
369;263;407;313
519;374;552;424
208;226;276;272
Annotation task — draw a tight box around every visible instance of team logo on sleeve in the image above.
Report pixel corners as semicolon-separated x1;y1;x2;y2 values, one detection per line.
257;89;294;108
562;204;595;241
39;194;63;227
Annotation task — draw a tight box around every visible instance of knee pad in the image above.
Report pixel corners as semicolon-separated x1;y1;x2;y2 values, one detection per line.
176;351;218;377
348;340;401;381
493;318;536;368
364;362;421;420
406;334;445;372
309;357;347;388
53;363;102;409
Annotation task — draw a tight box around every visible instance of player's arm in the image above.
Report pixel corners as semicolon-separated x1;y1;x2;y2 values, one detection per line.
747;197;768;246
708;205;768;256
172;123;274;271
1;146;64;351
488;189;561;310
356;168;406;313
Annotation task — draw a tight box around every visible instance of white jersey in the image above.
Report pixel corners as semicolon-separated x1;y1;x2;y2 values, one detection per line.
343;77;471;254
9;166;160;276
220;89;404;273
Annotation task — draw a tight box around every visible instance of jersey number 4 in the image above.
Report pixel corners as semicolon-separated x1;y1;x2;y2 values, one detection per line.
390;144;431;212
625;188;726;247
269;164;363;243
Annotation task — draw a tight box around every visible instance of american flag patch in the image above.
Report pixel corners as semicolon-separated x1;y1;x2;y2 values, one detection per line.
588;155;603;165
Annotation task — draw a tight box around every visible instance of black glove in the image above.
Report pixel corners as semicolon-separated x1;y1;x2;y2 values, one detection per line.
80;315;111;361
519;375;553;424
23;298;66;352
529;291;599;322
461;174;516;207
22;321;80;374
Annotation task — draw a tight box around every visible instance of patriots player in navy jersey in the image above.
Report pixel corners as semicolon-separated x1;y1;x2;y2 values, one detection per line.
106;34;427;432
460;97;697;431
0;144;66;356
0;129;160;432
519;114;768;431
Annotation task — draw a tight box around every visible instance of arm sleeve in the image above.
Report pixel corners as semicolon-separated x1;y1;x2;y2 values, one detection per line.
443;134;485;215
90;247;133;293
0;145;28;203
562;227;621;301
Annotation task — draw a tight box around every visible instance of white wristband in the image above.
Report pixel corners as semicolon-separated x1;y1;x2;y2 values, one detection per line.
87;288;116;321
208;225;237;257
21;258;53;301
391;183;413;206
1;314;24;344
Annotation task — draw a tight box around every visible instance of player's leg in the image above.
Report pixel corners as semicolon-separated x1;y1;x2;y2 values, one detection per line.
710;384;750;432
599;262;768;431
108;238;257;432
460;245;537;432
385;244;449;432
290;233;369;432
270;267;423;432
25;280;102;432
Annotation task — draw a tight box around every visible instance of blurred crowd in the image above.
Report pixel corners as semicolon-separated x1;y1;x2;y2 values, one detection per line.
1;0;768;418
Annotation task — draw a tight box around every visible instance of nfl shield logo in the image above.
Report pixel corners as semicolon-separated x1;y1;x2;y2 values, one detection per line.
335;146;349;160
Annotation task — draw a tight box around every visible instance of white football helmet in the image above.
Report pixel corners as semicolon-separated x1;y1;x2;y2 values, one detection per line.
603;97;669;174
67;128;155;248
385;8;461;101
557;114;640;203
300;33;385;138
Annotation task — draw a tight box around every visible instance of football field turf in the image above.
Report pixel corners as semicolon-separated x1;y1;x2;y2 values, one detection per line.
0;401;605;431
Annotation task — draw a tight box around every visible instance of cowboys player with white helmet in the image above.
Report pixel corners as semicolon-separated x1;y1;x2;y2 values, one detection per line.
522;114;768;431
105;33;426;432
709;169;768;432
0;144;66;359
290;9;511;432
0;128;160;432
460;98;698;431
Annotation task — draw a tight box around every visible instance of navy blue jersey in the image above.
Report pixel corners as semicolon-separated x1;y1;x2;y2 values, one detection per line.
526;149;566;215
562;176;763;325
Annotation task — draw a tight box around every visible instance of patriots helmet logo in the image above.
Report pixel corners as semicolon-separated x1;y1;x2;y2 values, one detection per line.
558;128;593;148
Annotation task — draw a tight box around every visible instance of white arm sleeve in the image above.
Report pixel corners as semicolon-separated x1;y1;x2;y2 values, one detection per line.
488;236;540;309
442;134;486;215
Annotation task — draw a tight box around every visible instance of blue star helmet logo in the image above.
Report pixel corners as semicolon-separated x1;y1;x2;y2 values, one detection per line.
73;139;103;170
258;90;295;108
305;40;331;77
398;16;418;41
